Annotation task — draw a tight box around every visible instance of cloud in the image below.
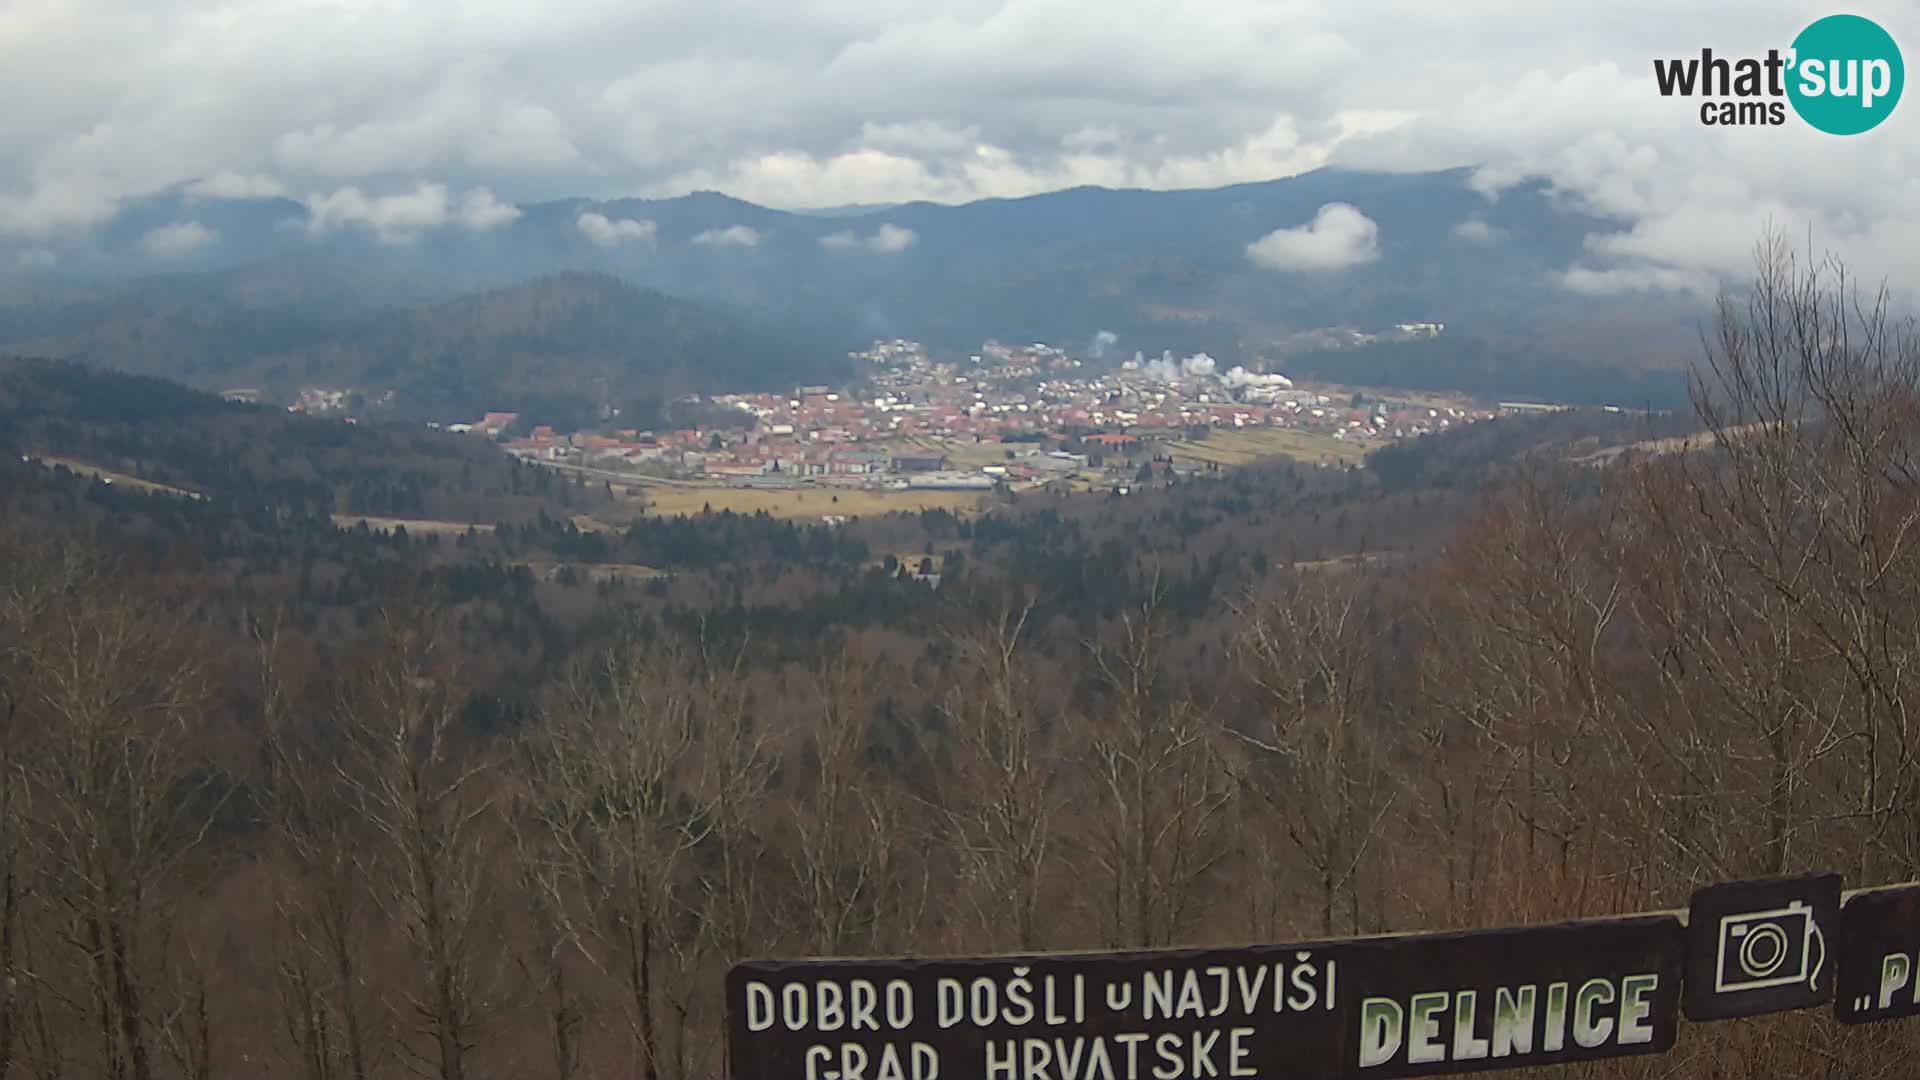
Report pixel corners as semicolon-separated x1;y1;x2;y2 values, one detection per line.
820;222;917;253
142;221;215;258
691;224;761;248
453;187;521;230
0;0;1910;294
302;182;519;243
577;210;657;247
13;248;57;269
186;172;288;201
1246;202;1380;271
1560;263;1718;300
1452;217;1503;245
867;223;915;252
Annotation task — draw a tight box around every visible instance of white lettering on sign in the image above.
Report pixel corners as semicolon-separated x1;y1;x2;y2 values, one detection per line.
982;1028;1257;1080
940;972;1087;1029
1355;974;1661;1070
747;979;919;1033
735;922;1677;1080
804;1042;940;1080
1138;955;1336;1020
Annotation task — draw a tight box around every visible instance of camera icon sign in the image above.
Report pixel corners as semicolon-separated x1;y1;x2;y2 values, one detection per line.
1714;901;1827;994
1684;873;1840;1021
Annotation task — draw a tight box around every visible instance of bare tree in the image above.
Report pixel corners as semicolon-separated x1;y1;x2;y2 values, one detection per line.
1229;572;1397;936
1074;577;1233;949
253;613;378;1080
1414;468;1643;920
0;529;69;1080
0;540;33;1080
506;823;586;1080
1628;229;1920;882
336;606;499;1080
785;649;926;957
7;549;220;1080
672;633;774;1080
928;593;1061;951
517;630;713;1080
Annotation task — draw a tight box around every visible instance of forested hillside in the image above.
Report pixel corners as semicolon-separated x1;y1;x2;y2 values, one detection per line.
1;357;620;520
1;242;1917;1080
0;273;848;424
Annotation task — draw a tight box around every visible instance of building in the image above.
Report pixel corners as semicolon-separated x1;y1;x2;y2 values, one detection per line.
704;461;771;479
891;453;947;472
829;449;890;474
477;411;521;436
905;471;995;490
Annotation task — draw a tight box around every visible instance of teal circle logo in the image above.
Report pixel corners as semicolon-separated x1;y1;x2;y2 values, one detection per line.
1787;14;1903;134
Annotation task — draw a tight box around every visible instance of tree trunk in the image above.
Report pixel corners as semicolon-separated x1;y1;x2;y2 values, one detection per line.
328;904;367;1080
109;921;151;1080
640;918;658;1080
418;851;464;1080
0;859;16;1080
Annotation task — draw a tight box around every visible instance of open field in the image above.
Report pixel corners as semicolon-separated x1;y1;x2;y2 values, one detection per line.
636;484;988;520
333;516;495;534
1161;428;1376;467
38;457;205;499
1570;421;1774;466
1296;382;1480;411
1293;551;1404;573
521;560;667;583
862;434;1012;470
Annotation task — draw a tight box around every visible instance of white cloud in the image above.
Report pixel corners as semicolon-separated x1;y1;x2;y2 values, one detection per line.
0;0;1910;293
820;223;917;253
867;223;916;252
691;224;761;248
1560;264;1717;299
301;182;519;243
454;186;521;230
0;179;123;237
142;221;215;258
1246;202;1380;271
577;210;657;247
1452;217;1502;245
859;121;982;155
186;171;288;200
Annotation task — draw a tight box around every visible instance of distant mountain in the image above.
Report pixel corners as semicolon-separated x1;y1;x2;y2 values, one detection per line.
1;167;1713;404
0;272;850;426
787;203;906;218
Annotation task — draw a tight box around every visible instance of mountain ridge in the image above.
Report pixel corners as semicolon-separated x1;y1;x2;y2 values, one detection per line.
1;167;1710;409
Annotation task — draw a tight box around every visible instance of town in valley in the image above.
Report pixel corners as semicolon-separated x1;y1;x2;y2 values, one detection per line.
247;333;1552;519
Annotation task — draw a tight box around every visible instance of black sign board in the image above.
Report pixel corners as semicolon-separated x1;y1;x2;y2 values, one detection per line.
1835;882;1920;1023
727;915;1683;1080
1683;873;1840;1021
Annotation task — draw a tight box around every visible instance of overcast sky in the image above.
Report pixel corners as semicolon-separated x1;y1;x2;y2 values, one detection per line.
1;0;1915;293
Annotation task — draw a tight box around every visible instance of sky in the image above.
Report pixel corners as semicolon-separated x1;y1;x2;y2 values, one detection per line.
0;0;1915;294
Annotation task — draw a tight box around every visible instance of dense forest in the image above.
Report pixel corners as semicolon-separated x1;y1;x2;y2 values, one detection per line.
1284;335;1696;410
0;273;849;426
3;237;1919;1080
0;357;624;522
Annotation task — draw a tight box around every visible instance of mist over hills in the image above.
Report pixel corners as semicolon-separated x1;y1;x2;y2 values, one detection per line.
0;167;1712;412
